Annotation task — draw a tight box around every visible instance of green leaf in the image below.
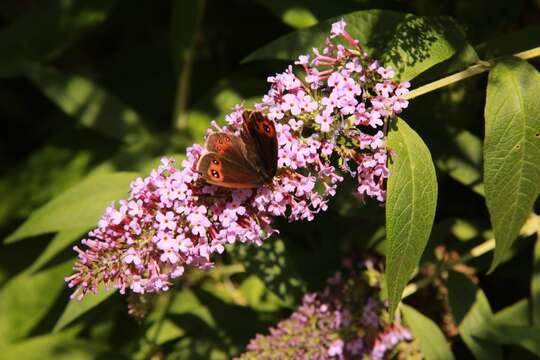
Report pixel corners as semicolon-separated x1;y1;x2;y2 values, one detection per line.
401;304;454;360
146;319;186;345
436;129;484;196
255;0;318;29
476;26;540;60
493;325;540;356
0;0;116;78
27;228;88;274
483;57;540;271
0;260;72;344
447;271;502;360
239;275;284;312
245;10;469;80
386;117;438;316
5;172;139;243
186;76;266;140
230;238;307;308
54;284;116;332
0;130;118;228
494;299;531;327
0;330;116;360
533;237;540;325
24;63;150;143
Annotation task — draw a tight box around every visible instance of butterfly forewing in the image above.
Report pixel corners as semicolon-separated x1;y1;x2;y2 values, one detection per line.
242;111;278;180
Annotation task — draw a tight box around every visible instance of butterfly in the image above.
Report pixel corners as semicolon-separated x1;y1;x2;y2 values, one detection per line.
196;111;278;189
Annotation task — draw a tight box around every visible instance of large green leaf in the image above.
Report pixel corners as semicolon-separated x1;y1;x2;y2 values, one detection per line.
0;260;72;344
401;304;454;360
5;172;139;243
483;58;540;271
0;129;118;228
245;10;469;80
0;0;116;78
386;117;438;316
24;63;150;143
493;325;540;357
0;330;117;360
494;299;531;327
27;228;88;274
447;271;502;360
54;284;116;332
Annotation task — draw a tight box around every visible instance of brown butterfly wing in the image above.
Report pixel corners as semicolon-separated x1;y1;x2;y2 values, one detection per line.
204;132;246;160
197;152;265;189
241;111;278;180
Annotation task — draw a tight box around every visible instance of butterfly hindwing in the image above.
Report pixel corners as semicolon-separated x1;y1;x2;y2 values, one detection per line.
197;152;265;188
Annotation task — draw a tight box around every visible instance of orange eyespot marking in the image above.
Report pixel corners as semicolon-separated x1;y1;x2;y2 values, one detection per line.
210;169;221;179
261;120;275;137
208;160;222;180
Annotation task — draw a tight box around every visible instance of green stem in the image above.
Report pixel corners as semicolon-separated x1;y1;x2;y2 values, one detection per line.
405;46;540;100
401;238;496;299
402;213;540;299
173;0;206;132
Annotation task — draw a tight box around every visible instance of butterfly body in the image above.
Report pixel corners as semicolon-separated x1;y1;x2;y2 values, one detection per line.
196;111;278;189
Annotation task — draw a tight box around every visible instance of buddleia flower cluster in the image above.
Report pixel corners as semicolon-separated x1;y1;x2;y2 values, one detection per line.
237;257;421;360
66;20;409;299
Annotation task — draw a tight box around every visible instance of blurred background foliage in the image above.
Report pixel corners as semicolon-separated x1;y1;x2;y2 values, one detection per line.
0;0;539;359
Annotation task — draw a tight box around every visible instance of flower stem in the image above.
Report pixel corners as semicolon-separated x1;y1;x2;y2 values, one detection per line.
172;0;206;132
405;46;540;100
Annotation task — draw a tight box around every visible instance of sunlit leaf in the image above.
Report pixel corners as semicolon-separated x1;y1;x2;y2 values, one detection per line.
54;284;116;332
0;0;117;77
255;0;318;29
0;132;118;228
245;10;470;80
146;319;185;345
5;172;139;243
24;63;150;143
0;330;118;360
239;275;284;312
484;58;540;271
401;304;454;360
447;271;502;360
0;260;72;344
386;117;438;316
27;228;87;274
494;299;531;327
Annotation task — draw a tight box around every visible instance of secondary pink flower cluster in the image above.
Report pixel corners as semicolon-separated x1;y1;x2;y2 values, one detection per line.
255;19;409;201
66;20;409;299
236;257;419;359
